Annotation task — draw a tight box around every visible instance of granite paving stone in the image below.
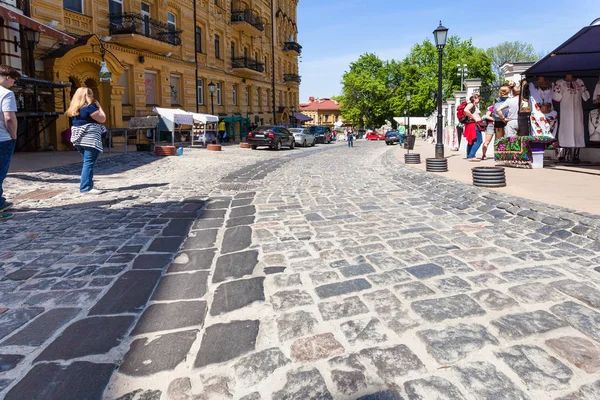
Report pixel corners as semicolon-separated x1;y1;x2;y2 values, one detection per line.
434;276;472;294
152;271;209;301
554;380;600;400
4;362;115;400
341;318;388;345
417;323;499;364
496;345;573;391
1;308;80;346
167;249;216;273
272;368;333;400
118;330;198;376
35;316;134;361
147;236;184;253
404;263;444;279
291;333;345;362
491;310;567;340
0;354;25;373
330;369;368;396
276;310;318;342
551;301;600;342
133;301;207;335
194;320;259;368
315;278;372;298
471;289;519;310
393;281;436;300
501;266;565;282
545;336;600;373
363;289;419;335
132;253;173;270
182;229;219;250
356;390;404;400
508;282;565;303
411;294;486;322
271;289;314;311
550;279;600;309
318;296;369;321
0;307;44;340
359;345;426;382
209;277;265;315
233;348;290;387
89;270;162;315
404;376;467;400
452;361;530;400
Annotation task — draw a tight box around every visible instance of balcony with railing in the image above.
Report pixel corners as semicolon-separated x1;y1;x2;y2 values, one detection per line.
231;7;264;36
232;56;265;77
284;74;301;86
109;13;182;52
283;42;302;55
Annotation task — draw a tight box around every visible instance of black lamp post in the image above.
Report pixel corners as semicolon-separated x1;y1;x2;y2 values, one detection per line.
290;105;296;127
406;91;411;136
208;81;216;115
433;21;448;159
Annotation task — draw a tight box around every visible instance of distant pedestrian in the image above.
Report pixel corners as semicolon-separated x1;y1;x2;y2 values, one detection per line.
0;65;20;221
66;87;107;194
481;105;496;160
347;129;354;147
463;94;483;161
495;85;521;138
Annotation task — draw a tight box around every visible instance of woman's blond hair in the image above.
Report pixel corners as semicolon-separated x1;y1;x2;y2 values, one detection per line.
66;87;92;117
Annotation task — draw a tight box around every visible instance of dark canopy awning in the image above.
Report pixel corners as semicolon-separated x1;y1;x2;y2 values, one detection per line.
0;5;76;44
525;21;600;76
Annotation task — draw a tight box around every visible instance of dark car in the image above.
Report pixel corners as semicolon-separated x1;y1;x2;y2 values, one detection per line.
247;125;295;151
308;126;332;144
357;129;366;139
385;130;400;145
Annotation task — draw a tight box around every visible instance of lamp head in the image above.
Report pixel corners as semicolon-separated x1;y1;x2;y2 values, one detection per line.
406;92;411;101
25;29;40;44
208;81;216;93
433;21;448;49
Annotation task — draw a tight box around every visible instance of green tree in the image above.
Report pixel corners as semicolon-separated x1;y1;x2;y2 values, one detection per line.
486;41;538;82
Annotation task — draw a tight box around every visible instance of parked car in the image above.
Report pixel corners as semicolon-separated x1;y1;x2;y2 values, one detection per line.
366;131;385;140
289;127;315;147
357;129;366;139
384;130;400;145
308;125;332;144
247;125;295;150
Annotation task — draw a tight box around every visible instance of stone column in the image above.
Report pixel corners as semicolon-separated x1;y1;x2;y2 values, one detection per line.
464;78;482;99
500;62;535;85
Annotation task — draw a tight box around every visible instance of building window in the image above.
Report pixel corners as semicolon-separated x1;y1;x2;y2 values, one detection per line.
64;0;83;13
264;56;268;73
141;3;151;36
170;74;180;105
324;114;329;122
197;79;204;105
257;88;261;107
243;47;248;59
119;71;129;105
109;0;122;14
144;71;157;105
214;34;220;59
232;84;237;106
230;41;235;60
245;86;249;105
195;26;202;53
254;51;259;62
167;12;177;44
216;82;222;105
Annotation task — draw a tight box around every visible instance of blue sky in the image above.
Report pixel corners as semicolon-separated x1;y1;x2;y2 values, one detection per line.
297;0;598;102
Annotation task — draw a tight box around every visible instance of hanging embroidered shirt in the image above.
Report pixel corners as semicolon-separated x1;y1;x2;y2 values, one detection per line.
594;78;600;104
553;78;590;147
590;109;600;142
529;82;558;137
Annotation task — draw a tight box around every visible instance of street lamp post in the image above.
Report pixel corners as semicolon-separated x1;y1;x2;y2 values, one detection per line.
290;105;296;127
406;92;412;153
457;64;468;91
208;81;216;116
433;21;448;160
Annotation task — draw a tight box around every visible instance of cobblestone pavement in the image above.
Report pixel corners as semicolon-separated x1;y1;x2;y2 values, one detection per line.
2;141;600;399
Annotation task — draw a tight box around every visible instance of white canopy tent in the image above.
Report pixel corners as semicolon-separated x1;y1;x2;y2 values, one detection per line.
153;107;218;146
393;116;431;129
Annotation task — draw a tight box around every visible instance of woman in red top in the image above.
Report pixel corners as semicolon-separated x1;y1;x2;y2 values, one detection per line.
463;94;483;161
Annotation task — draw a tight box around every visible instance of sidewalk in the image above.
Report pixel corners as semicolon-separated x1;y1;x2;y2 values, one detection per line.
397;139;600;215
9;149;128;173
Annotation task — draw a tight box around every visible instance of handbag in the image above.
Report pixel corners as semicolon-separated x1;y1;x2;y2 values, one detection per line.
476;120;488;131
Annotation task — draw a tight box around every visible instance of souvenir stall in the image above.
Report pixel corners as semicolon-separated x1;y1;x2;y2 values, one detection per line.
153;107;194;146
499;19;600;166
191;113;219;146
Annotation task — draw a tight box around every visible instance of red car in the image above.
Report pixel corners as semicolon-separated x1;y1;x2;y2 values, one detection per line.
366;131;385;140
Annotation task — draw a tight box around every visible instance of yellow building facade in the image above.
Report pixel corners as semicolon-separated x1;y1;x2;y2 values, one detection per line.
17;0;301;149
299;97;344;129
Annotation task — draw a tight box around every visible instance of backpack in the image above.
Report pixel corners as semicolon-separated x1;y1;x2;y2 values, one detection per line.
456;101;471;124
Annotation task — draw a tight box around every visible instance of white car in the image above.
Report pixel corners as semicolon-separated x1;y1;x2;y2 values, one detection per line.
289;128;315;147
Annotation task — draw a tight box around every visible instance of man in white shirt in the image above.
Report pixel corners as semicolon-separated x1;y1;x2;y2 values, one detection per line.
495;85;521;137
0;65;20;221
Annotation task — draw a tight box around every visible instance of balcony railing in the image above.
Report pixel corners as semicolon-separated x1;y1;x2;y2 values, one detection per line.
231;9;264;32
283;42;302;54
232;57;265;73
284;74;301;84
109;13;182;46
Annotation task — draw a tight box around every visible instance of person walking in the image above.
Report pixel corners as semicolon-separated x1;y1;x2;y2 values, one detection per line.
495;85;521;138
463;94;483;161
0;65;20;221
66;87;107;194
346;128;354;147
481;105;497;160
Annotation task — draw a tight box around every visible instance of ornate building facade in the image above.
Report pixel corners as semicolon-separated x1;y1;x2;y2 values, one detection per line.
0;0;301;150
299;97;344;129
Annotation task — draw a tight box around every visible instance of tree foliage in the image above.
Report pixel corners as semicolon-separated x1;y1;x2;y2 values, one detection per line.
338;36;495;127
486;41;538;81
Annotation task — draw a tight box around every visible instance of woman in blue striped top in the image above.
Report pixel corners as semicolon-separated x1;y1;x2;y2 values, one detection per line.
66;87;107;194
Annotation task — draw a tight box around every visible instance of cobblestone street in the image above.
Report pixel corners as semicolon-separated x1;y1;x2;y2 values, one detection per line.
2;141;600;400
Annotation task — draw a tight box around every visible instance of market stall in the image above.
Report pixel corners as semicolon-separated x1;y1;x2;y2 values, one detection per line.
517;18;600;164
153;107;193;146
191;113;219;146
